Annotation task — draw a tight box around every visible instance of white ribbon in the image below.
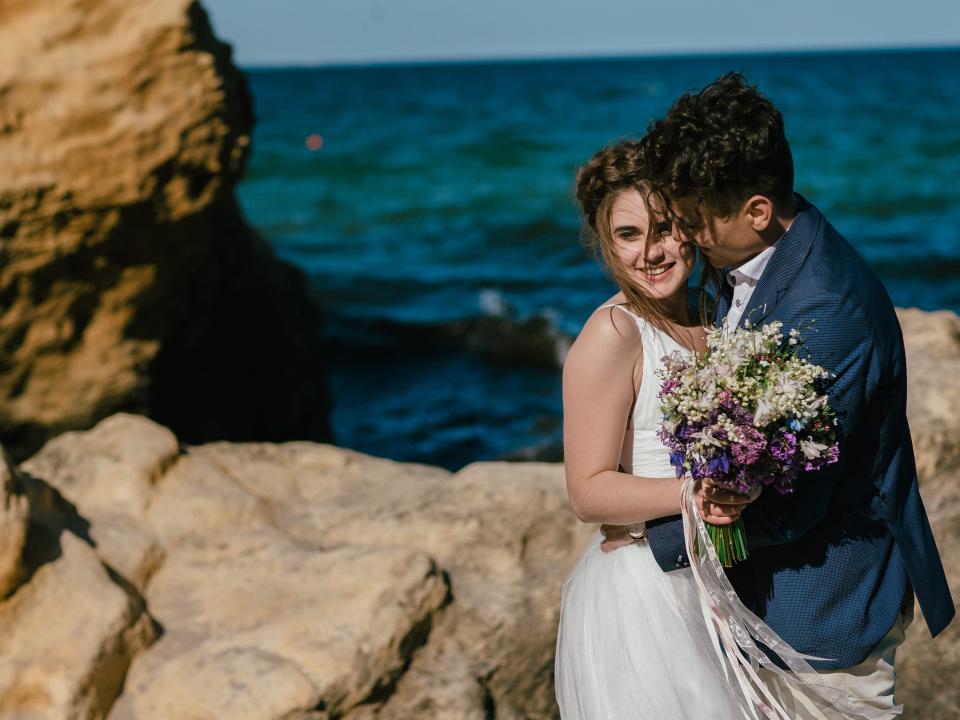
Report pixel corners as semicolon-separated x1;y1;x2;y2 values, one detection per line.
680;478;902;720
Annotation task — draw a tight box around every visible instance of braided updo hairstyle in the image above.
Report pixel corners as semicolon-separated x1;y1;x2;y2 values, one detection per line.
575;140;647;232
575;140;708;329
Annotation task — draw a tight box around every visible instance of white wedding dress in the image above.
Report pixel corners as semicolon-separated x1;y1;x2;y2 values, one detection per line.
555;305;755;719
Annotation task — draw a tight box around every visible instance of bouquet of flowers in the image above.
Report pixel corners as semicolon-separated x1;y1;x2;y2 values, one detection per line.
657;321;840;567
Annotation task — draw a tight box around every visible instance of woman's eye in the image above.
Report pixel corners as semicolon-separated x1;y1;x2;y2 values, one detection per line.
655;220;672;235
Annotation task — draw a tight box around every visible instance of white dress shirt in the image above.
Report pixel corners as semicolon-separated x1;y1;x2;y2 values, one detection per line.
725;244;777;331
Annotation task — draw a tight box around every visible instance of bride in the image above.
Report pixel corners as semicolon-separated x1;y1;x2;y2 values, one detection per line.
554;140;755;719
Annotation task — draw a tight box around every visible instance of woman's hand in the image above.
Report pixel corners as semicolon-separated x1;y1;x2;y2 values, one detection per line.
599;524;637;552
693;478;761;525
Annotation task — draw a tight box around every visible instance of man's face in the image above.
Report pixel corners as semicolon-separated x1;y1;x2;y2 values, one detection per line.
669;196;763;269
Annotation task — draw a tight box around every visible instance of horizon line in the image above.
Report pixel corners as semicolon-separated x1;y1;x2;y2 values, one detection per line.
236;41;960;70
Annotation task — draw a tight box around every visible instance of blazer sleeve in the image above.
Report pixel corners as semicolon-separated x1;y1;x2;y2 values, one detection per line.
742;297;885;549
646;513;688;572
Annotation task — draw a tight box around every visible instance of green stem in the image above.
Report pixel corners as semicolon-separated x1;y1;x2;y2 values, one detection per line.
706;519;749;568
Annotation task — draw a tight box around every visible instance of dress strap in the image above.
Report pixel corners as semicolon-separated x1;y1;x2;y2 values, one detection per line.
598;303;648;333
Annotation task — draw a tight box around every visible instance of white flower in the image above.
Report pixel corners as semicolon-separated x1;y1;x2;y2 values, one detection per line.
692;427;724;448
799;438;829;459
753;394;778;427
775;374;803;398
663;417;680;435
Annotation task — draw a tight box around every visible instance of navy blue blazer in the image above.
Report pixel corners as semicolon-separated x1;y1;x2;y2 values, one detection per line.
646;196;954;669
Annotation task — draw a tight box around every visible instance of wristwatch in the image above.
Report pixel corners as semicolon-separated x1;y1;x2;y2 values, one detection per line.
627;523;647;541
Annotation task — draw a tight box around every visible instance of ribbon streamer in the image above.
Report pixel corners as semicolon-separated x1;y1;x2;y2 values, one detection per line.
680;478;902;720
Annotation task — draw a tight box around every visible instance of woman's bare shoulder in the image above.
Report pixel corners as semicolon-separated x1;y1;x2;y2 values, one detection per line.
564;300;643;374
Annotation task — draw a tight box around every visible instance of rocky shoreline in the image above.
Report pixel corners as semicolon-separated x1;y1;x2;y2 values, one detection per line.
0;0;331;460
0;307;956;719
0;0;957;717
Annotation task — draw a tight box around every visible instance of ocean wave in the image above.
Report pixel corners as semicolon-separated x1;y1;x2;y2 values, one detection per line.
324;292;573;371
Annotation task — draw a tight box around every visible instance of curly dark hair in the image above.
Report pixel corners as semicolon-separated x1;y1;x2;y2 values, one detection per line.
641;72;794;217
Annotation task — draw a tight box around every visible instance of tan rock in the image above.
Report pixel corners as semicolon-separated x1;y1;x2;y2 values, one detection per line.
179;444;590;717
143;447;274;547
187;441;454;548
110;529;449;720
21;413;179;519
320;460;592;719
897;308;960;484
21;413;178;591
111;644;321;720
0;0;329;460
0;532;156;720
892;308;960;719
69;436;583;720
0;447;29;598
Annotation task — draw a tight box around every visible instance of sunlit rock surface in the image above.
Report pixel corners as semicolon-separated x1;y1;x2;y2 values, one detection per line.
0;0;330;460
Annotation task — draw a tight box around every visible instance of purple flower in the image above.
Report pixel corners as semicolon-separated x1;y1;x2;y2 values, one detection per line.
730;425;767;466
770;432;798;462
825;444;840;464
660;379;680;395
707;452;731;474
669;450;686;477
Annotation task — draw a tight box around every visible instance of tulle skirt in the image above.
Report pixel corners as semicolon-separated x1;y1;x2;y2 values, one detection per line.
555;529;755;719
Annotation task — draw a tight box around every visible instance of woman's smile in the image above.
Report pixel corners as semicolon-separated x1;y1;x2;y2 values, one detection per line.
640;261;676;282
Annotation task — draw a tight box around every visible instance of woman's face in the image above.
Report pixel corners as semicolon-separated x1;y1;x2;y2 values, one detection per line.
608;188;695;300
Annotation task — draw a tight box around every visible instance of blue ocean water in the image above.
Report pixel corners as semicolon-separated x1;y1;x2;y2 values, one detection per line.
237;48;960;470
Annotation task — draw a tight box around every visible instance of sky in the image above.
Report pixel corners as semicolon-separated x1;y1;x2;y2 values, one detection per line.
202;0;960;66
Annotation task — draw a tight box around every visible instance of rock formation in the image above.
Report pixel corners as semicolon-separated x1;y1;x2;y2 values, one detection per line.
0;308;956;719
891;308;960;720
0;448;29;597
0;0;330;459
1;413;590;719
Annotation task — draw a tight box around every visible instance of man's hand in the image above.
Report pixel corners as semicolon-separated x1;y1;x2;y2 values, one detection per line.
599;524;636;553
694;478;761;525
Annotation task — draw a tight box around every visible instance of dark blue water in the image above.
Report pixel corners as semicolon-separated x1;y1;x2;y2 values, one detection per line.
237;48;960;469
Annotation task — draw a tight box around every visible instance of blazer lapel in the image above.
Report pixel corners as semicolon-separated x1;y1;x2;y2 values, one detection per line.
738;195;821;330
714;277;733;328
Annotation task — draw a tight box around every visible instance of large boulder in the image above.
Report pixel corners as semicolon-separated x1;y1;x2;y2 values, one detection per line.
2;414;590;719
0;0;330;459
20;413;179;592
0;517;156;720
893;308;960;720
111;440;589;720
0;448;29;598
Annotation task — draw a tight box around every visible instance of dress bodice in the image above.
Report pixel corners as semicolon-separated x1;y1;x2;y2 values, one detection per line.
599;303;692;479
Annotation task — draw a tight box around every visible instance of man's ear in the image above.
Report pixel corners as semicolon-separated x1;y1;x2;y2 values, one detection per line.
743;195;773;232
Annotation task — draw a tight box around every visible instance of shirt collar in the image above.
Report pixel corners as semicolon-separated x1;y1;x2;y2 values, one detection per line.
727;243;778;287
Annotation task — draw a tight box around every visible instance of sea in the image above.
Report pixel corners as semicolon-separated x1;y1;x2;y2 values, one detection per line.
236;48;960;470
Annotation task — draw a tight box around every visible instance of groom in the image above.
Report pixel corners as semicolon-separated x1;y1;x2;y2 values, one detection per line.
603;72;954;715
